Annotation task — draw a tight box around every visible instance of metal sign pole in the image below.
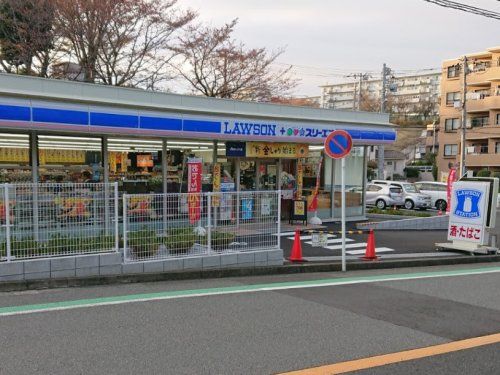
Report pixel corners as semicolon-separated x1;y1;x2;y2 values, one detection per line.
341;157;346;272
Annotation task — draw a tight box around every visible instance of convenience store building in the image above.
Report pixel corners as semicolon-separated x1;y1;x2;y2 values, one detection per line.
0;74;396;221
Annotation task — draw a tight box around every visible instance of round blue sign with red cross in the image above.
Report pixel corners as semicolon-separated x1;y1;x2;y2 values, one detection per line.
324;130;353;159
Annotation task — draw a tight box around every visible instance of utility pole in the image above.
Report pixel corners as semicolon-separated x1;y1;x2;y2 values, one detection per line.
347;73;371;111
378;63;388;179
459;56;468;177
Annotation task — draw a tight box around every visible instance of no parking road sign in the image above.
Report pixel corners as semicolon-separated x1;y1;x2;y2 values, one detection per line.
324;129;353;273
324;130;352;159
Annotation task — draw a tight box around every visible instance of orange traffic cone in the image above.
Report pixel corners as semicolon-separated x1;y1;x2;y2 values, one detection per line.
361;229;378;261
289;229;306;262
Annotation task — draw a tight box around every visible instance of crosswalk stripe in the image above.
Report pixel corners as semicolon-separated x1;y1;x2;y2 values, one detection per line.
274;232;297;237
346;247;395;255
305;238;353;245
324;242;367;250
290;234;337;241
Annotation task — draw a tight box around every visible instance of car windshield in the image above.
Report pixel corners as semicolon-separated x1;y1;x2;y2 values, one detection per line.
402;184;418;193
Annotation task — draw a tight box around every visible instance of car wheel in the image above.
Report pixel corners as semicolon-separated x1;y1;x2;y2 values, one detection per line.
436;200;447;211
404;200;414;210
376;199;386;209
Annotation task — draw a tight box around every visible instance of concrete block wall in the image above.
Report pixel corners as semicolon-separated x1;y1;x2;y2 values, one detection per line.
357;215;449;231
0;249;284;282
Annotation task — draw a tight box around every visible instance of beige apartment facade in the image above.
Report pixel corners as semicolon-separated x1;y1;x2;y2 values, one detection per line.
437;46;500;180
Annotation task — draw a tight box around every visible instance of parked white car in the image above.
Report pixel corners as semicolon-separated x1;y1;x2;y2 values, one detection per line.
365;183;404;209
414;181;448;211
371;180;432;210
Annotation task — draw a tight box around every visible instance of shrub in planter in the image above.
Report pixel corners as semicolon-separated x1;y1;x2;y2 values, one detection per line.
164;227;207;255
127;229;161;259
211;231;236;251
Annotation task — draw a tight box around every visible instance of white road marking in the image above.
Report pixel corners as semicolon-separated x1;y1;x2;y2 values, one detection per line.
346;247;395;255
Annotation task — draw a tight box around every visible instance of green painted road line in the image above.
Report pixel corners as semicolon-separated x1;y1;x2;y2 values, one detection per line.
1;266;500;317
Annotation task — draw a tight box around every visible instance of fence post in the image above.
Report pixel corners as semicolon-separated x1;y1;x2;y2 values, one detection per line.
4;184;11;262
33;183;39;242
277;190;281;250
104;182;111;233
122;194;128;262
114;182;119;252
207;193;212;254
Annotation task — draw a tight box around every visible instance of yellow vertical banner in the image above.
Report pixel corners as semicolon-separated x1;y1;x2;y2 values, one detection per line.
296;160;303;199
212;163;221;207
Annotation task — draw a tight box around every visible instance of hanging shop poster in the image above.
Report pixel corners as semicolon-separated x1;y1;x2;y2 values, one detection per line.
187;158;202;224
212;163;221;207
261;197;272;216
220;182;235;221
290;199;307;224
241;197;254;220
296;160;303;199
246;142;309;158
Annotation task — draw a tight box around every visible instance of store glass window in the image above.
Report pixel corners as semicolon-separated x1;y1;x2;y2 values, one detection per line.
0;133;31;183
38;135;102;183
301;146;332;219
333;146;365;218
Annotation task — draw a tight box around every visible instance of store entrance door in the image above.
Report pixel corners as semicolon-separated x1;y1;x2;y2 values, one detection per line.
257;160;278;190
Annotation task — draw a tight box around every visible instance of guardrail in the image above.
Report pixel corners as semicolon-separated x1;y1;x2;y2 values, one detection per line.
122;190;280;262
0;183;119;261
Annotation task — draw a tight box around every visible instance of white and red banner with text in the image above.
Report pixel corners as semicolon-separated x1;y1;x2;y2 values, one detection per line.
187;159;202;224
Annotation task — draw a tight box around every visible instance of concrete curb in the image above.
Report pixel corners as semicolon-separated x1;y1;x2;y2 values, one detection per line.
1;254;499;292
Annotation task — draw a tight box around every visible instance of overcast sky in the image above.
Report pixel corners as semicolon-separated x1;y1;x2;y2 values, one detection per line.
177;0;500;96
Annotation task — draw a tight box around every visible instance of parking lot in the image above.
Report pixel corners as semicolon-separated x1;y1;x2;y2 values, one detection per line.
281;208;500;261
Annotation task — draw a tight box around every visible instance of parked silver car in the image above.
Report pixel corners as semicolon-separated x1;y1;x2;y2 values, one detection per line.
414;181;447;211
372;180;432;210
365;183;404;209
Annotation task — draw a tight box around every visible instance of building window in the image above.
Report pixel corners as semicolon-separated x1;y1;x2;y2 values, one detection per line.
444;144;458;156
445;118;460;131
497;114;500;125
446;92;460;106
447;65;460;78
496;142;500;154
472;143;488;154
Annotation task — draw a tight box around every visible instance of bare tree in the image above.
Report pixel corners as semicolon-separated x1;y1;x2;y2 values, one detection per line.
358;89;380;112
55;0;194;87
172;19;297;101
97;0;195;89
0;0;56;76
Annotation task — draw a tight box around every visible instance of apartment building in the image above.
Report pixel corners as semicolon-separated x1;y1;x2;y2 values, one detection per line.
436;46;500;179
320;72;441;119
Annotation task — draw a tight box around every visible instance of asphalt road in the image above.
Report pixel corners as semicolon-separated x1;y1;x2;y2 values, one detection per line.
0;263;499;374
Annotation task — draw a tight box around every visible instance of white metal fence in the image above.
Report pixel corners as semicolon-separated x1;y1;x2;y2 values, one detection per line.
0;183;119;261
123;190;280;262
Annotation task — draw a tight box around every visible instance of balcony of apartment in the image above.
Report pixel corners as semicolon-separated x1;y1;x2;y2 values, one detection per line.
464;143;500;167
467;89;500;113
467;62;500;86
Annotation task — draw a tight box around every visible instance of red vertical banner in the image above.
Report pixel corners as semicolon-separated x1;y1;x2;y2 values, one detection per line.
187;159;202;224
308;157;323;212
446;167;457;213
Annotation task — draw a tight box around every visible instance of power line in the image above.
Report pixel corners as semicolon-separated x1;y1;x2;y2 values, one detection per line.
422;0;500;20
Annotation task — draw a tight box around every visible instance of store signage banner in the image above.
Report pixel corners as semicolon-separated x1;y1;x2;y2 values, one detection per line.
246;142;309;158
225;142;246;157
187;158;202;224
447;181;489;245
